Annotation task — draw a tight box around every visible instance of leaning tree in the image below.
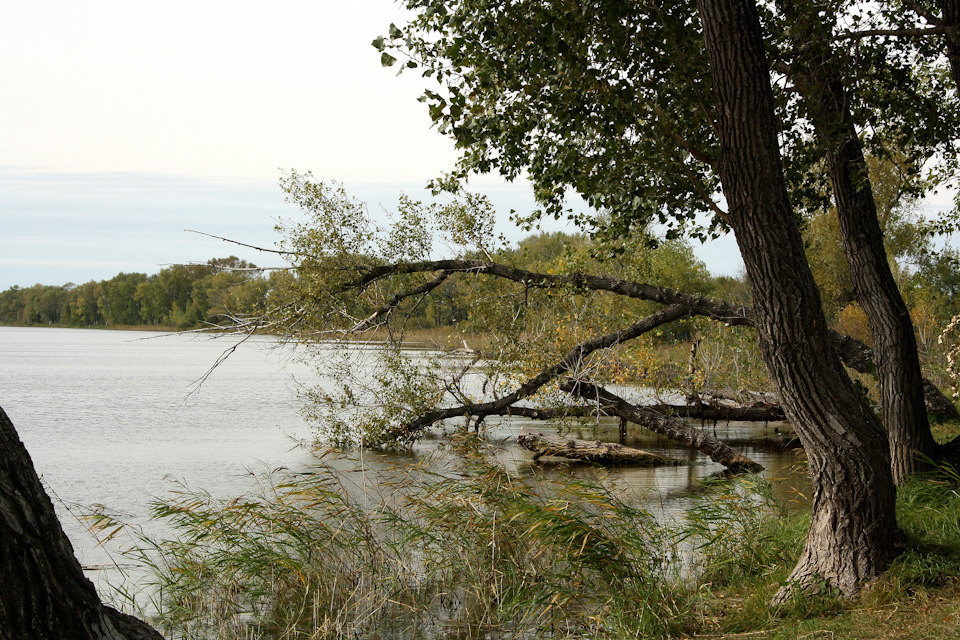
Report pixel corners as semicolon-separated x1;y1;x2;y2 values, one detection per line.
375;0;960;482
216;0;960;600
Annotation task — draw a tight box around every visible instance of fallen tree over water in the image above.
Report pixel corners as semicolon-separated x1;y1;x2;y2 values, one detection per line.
558;379;765;473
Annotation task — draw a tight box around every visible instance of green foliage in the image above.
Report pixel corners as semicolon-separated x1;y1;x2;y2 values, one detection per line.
381;0;960;249
268;178;736;447
0;257;271;329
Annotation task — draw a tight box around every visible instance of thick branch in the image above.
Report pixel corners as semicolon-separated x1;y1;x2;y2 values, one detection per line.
388;304;691;439
560;379;764;472
834;26;950;40
650;402;785;422
337;258;956;419
487;402;784;422
347;259;753;325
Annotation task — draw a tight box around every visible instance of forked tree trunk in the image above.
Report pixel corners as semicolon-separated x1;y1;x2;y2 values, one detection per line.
697;0;899;600
0;406;164;640
783;3;937;483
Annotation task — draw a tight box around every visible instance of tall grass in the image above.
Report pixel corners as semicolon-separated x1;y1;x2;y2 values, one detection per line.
94;438;693;639
91;451;960;639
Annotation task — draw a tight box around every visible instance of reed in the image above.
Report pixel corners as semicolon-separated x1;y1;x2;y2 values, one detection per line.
92;451;960;639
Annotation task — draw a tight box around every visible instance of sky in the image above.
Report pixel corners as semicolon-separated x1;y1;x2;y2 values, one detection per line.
0;0;757;290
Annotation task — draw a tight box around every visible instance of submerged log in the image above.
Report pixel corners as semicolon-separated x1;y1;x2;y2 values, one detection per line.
517;432;681;466
560;379;765;473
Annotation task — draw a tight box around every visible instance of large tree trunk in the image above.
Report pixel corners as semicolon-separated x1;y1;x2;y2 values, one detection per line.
784;3;937;483
0;406;164;640
697;0;899;600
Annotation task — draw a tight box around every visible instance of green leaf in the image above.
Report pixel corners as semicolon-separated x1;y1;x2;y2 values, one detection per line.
371;36;385;51
389;23;402;39
381;52;398;67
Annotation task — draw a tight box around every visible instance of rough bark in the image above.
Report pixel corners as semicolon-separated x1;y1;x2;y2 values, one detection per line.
651;402;785;422
0;406;164;640
785;3;937;483
486;399;784;422
698;0;899;600
560;379;764;472
517;432;681;466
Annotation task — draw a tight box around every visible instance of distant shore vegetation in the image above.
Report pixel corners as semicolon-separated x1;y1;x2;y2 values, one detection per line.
2;227;959;393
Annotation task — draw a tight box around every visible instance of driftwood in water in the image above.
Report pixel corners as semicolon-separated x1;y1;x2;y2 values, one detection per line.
695;388;780;409
560;379;765;473
517;432;681;466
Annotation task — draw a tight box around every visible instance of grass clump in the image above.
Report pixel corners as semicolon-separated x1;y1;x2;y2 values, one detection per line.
685;462;960;640
102;440;690;639
97;453;960;639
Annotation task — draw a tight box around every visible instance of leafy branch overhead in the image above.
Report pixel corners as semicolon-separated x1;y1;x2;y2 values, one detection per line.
233;179;957;464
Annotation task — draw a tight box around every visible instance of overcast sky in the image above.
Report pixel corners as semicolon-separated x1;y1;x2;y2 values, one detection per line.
0;0;752;290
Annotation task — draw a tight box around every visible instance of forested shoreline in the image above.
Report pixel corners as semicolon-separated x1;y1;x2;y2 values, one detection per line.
0;257;282;330
4;225;959;349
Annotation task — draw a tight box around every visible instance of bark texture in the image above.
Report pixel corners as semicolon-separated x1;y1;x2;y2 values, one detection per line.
786;3;936;483
697;0;899;600
0;406;164;640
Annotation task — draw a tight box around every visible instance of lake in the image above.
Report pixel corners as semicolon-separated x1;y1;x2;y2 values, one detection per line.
0;326;806;604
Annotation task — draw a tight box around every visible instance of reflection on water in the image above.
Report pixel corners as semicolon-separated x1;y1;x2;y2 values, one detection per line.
0;326;810;605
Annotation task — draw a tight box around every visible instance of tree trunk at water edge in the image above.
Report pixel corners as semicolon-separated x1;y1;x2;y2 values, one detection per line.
0;405;164;640
697;0;899;600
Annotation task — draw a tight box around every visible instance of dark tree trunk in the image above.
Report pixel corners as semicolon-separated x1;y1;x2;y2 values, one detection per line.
697;0;899;600
0;406;164;640
784;8;937;483
943;0;960;90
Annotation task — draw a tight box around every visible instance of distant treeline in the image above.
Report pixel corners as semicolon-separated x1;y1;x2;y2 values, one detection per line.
0;257;289;329
0;234;726;332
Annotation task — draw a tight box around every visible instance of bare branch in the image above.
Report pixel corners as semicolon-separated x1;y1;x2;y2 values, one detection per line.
559;379;764;472
387;303;691;439
834;26;950;41
902;0;942;26
348;271;452;333
185;230;315;261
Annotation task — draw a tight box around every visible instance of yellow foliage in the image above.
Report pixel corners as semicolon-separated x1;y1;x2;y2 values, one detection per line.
835;303;872;348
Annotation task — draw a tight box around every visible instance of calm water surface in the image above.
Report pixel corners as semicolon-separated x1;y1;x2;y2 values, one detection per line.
1;326;807;601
